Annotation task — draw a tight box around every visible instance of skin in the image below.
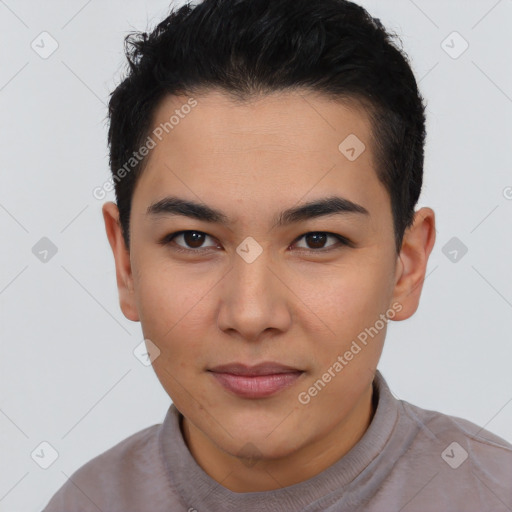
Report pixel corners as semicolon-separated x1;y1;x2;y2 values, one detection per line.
103;89;436;492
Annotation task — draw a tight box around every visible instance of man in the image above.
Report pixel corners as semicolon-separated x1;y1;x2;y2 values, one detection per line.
44;0;512;510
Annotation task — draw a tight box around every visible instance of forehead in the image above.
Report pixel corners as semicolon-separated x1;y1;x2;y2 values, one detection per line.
133;89;389;226
148;89;373;158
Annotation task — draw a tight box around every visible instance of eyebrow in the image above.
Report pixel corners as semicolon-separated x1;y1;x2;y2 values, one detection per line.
146;195;369;228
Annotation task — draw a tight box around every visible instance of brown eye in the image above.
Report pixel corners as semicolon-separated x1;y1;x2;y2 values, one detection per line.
294;232;348;251
162;231;218;251
305;233;328;249
160;230;351;254
182;231;206;248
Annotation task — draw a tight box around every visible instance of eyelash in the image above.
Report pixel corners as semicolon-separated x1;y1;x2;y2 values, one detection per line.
159;230;352;254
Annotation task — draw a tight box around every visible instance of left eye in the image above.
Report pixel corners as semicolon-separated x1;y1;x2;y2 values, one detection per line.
160;231;349;252
293;232;347;251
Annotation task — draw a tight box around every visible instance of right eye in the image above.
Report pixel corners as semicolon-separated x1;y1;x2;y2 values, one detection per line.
159;230;220;252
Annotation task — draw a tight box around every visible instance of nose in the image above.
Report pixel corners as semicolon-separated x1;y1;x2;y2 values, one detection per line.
216;251;292;343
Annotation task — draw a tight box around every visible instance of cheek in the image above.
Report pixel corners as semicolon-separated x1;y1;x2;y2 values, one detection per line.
135;272;176;336
305;261;392;333
133;251;195;328
134;267;207;405
132;260;215;366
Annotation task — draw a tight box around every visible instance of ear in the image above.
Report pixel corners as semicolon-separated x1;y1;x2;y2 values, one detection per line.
102;202;139;322
391;207;436;321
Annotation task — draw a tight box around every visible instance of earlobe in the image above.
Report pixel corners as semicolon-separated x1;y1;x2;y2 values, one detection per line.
102;202;140;322
391;207;436;321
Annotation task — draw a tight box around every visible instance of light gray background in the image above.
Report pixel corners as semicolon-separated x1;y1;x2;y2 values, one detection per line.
1;0;511;510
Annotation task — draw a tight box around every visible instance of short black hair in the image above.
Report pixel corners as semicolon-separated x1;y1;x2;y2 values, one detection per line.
107;0;426;254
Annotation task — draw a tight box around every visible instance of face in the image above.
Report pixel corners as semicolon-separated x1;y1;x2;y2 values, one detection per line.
104;90;435;470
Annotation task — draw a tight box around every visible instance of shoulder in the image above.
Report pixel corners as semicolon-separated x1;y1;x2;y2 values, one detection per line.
42;423;175;511
391;399;512;509
401;398;512;458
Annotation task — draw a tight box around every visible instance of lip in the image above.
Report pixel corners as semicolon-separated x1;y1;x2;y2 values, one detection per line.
209;362;302;376
208;362;304;399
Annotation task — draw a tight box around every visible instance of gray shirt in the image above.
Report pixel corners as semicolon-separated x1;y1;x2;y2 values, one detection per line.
42;370;512;511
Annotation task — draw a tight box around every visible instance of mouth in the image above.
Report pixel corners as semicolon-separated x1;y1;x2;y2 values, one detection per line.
207;362;305;399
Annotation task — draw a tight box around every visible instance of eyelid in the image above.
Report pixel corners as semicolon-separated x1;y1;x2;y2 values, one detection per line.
160;230;352;252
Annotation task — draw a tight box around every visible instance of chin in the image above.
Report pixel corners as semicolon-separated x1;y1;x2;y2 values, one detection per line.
212;420;307;462
226;436;301;463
